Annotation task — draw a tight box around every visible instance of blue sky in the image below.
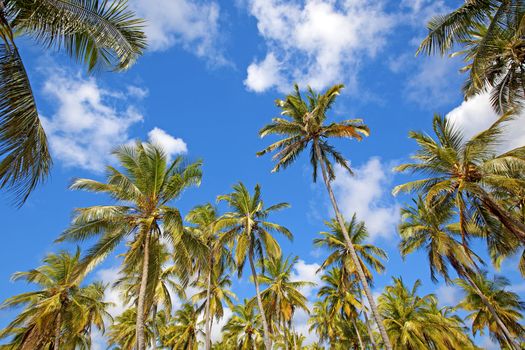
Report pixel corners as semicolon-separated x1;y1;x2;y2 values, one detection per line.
1;0;524;348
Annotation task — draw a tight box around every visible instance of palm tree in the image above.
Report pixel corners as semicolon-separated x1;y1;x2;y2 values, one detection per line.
318;268;363;350
315;214;387;283
378;277;475;350
417;0;525;112
159;302;202;350
253;255;313;339
186;203;232;350
113;244;187;349
0;0;146;205
0;250;111;349
57;142;203;350
217;182;292;350
222;299;263;350
456;272;525;348
398;196;521;349
308;299;338;348
192;263;237;347
275;328;306;350
257;83;392;349
393;113;525;245
107;308;156;350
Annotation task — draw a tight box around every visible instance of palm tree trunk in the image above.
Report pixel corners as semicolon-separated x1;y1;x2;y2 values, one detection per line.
480;192;525;243
363;309;377;350
460;267;519;350
204;255;214;350
53;311;62;350
352;318;364;350
151;303;158;350
249;245;272;350
314;142;392;350
136;229;151;350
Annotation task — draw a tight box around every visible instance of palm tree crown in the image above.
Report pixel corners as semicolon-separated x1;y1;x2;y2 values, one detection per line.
0;0;146;205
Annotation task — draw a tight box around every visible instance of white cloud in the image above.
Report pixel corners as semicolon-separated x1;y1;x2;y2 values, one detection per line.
332;157;400;241
245;53;283;92
435;284;461;307
291;259;321;299
148;127;188;160
245;0;394;92
41;69;144;172
130;0;226;65
210;307;233;342
446;93;525;152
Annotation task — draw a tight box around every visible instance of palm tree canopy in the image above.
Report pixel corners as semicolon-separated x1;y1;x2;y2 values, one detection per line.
314;214;387;283
217;182;292;275
252;255;314;328
393;113;525;243
379;277;476;350
398;196;483;282
417;0;525;112
257;83;369;181
0;250;112;349
58;142;203;279
0;0;146;205
456;272;525;346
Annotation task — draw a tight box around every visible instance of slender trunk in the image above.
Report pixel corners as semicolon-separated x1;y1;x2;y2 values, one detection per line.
53;311;62;350
151;303;158;350
460;268;519;350
314;142;392;350
352;318;364;350
136;229;152;350
205;255;214;350
249;245;272;350
363;309;377;350
480;192;525;243
20;325;46;350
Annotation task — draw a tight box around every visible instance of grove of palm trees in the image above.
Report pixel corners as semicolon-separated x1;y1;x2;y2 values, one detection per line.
0;0;524;349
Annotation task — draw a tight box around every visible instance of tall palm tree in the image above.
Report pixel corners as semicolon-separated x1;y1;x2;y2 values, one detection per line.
308;299;338;348
192;263;237;347
186;203;232;350
0;250;111;350
0;0;146;205
113;244;187;350
257;84;392;349
222;299;263;350
318;268;363;350
456;272;525;348
217;182;292;350
57;142;203;350
159;302;202;350
378;277;475;350
253;255;313;338
393;113;525;245
398;196;521;349
417;0;525;112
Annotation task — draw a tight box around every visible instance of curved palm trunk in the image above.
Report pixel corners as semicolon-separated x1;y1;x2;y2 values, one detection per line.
352;318;364;350
136;229;152;350
459;268;519;350
314;143;392;350
53;311;62;350
204;255;214;350
249;246;272;350
362;309;377;350
20;325;47;350
480;192;525;243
